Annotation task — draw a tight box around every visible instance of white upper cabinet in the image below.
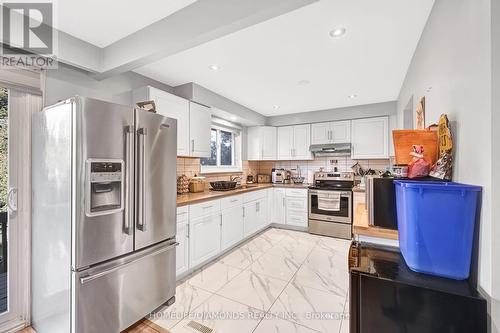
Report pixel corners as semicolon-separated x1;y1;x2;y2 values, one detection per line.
189;102;212;158
277;124;312;160
133;86;190;156
311;120;351;145
247;126;276;161
351;117;389;159
133;86;212;158
277;126;294;160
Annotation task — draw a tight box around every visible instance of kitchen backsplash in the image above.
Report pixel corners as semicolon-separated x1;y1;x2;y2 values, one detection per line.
177;156;391;186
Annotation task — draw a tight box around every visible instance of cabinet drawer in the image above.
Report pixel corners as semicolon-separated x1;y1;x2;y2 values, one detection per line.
220;194;243;210
286;210;308;227
189;200;221;219
243;189;268;203
286;197;307;212
285;188;308;198
176;206;189;223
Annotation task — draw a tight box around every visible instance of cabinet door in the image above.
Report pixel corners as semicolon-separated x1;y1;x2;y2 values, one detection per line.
176;222;189;277
331;120;351;143
351;117;389;159
243;202;258;237
246;127;261;160
189;102;212;158
311;122;331;145
189;214;221;267
277;126;293;160
261;127;277;160
221;206;244;251
272;189;286;225
255;198;268;230
293;124;312;160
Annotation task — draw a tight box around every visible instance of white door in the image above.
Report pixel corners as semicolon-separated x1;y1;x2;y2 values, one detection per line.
255;198;268;230
311;122;331;145
331;120;351;143
277;126;293;160
261;127;277;160
150;88;190;156
292;124;312;160
189;102;212;158
271;189;286;225
221;206;244;251
0;88;37;330
189;214;221;267
243;202;258;237
176;222;189;277
351;117;389;159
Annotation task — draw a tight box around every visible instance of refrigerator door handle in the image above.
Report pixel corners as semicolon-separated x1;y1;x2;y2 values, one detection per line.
79;242;179;285
137;128;147;232
124;126;134;235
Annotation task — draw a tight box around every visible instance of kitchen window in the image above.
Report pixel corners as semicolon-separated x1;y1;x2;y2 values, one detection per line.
201;123;242;173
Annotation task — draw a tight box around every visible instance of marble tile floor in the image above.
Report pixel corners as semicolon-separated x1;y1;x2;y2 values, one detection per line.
149;228;351;333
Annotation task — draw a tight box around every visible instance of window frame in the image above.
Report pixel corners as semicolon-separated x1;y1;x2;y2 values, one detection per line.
200;125;242;174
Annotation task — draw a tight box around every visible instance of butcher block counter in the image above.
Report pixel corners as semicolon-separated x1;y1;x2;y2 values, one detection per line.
353;203;399;240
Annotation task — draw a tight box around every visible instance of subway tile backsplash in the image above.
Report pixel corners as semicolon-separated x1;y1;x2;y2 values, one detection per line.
177;156;390;186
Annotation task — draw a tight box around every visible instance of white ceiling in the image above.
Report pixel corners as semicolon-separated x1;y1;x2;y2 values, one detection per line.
135;0;434;116
55;0;197;47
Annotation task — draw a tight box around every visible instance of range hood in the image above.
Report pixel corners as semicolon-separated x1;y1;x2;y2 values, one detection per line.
309;143;352;157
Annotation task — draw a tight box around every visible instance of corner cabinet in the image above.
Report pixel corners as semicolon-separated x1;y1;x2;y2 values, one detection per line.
247;126;277;160
277;124;312;160
133;86;212;158
351;117;389;159
311;120;351;145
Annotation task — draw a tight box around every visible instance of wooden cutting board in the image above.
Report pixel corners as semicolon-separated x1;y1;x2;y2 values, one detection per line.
392;130;439;165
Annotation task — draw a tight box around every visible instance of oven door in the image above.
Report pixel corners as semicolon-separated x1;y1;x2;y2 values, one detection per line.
309;189;352;224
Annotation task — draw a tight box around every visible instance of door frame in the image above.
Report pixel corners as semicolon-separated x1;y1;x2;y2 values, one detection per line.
0;90;36;331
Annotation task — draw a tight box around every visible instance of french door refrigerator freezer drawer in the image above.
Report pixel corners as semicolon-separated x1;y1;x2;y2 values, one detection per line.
73;241;176;333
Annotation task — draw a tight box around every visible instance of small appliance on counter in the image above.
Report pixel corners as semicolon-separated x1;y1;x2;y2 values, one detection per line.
365;175;398;230
257;174;271;183
246;174;255;184
272;168;285;184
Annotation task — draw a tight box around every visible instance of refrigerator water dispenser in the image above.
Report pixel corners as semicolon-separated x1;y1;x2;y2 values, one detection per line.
86;159;125;216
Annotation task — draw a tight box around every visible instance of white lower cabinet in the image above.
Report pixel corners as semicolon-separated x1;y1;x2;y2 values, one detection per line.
271;188;286;225
176;222;189;276
189;213;221;268
243;200;268;237
221;205;244;251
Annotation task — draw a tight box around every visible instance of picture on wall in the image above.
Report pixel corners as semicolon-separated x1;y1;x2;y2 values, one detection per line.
416;96;425;129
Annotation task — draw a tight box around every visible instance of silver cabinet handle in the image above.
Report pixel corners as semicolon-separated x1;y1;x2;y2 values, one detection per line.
137;128;147;232
202;205;214;209
230;199;238;203
7;187;18;213
186;224;190;238
124;126;134;235
191;139;195;152
282;197;285;207
256;202;260;212
243;207;245;218
220;214;223;226
80;242;178;285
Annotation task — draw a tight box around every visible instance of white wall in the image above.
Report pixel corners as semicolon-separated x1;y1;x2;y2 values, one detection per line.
43;63;174;107
397;0;495;312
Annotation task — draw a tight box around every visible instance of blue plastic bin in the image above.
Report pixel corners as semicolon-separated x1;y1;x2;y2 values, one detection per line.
394;180;481;280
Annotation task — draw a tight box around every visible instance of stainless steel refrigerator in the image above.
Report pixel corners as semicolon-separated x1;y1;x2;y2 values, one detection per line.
31;96;177;333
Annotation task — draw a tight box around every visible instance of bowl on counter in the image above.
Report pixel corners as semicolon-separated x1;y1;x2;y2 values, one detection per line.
210;181;238;191
291;176;305;184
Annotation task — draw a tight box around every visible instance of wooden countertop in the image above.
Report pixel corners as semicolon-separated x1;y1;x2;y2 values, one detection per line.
176;183;310;207
353;203;399;240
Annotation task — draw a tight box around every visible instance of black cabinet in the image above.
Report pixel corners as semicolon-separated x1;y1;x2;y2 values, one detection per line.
349;242;487;333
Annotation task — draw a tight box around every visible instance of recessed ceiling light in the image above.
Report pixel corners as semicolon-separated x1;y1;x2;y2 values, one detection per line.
348;94;358;99
208;64;220;71
273;105;280;110
329;27;347;38
298;80;310;86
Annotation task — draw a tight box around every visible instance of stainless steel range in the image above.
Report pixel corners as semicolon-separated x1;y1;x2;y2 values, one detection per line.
308;171;354;239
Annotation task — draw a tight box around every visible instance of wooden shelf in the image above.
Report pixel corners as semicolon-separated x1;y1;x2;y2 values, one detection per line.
353;203;399;240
